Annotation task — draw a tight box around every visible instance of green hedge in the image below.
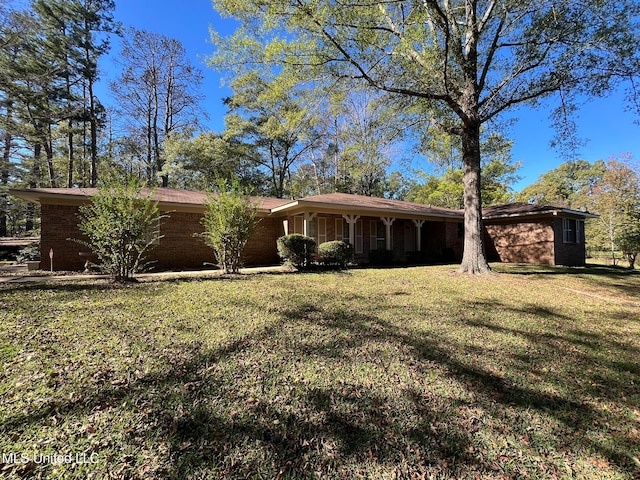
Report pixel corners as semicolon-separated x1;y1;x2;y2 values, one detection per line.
318;241;353;268
277;234;316;269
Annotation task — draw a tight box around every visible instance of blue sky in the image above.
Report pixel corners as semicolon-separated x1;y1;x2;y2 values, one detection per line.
102;0;640;192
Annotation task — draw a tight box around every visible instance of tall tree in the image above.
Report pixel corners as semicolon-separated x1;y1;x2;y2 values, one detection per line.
334;89;408;197
409;131;520;208
516;159;606;209
111;28;204;187
590;158;640;264
289;87;411;198
73;0;118;187
164;131;265;191
211;0;640;273
223;71;320;198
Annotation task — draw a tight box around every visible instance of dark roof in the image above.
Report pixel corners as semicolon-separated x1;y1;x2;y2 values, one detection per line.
8;187;291;212
9;188;597;220
483;202;598;219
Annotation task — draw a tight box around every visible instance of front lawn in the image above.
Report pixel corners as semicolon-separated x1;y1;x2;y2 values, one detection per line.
1;265;639;479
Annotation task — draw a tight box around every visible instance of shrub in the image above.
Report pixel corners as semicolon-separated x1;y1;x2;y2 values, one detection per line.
16;242;40;262
277;234;316;269
369;249;394;266
318;240;353;268
199;179;260;274
74;179;166;282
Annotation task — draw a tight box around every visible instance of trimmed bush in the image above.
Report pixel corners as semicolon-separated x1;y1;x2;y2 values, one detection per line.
318;240;353;268
277;234;316;269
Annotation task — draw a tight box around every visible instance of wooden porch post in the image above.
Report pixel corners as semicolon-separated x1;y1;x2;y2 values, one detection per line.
380;217;395;251
303;212;316;237
412;219;425;252
342;214;361;245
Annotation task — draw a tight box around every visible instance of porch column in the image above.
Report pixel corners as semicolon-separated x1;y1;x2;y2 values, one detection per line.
342;214;360;245
412;219;425;252
282;219;289;236
303;212;316;237
380;217;395;251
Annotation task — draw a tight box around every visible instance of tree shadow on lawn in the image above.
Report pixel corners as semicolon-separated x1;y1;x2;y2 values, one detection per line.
3;295;639;478
495;263;638;277
283;302;639;476
496;263;640;301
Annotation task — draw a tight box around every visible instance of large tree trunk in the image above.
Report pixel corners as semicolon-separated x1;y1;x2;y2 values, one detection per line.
459;122;491;274
1;109;11;237
67;117;74;187
89;80;98;187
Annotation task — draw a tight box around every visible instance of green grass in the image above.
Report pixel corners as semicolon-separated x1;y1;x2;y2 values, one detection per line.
1;264;639;479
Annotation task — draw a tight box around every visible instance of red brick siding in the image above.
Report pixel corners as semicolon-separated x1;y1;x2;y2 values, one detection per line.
143;213;284;269
484;219;555;265
40;204;284;271
147;211;211;269
40;204;88;271
553;217;587;266
243;216;284;266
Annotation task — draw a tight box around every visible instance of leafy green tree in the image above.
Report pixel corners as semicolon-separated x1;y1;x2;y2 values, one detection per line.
617;210;640;269
164;131;265;191
289;88;409;199
332;89;408;197
591;159;640;265
408;132;520;208
211;0;640;273
75;178;165;281
516;160;606;208
222;71;320;198
199;179;260;274
407;168;465;209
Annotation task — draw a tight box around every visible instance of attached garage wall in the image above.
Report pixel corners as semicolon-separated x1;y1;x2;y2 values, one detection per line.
147;212;284;269
484;218;555;265
148;211;212;269
40;204;87;271
40;203;283;271
553;217;587;266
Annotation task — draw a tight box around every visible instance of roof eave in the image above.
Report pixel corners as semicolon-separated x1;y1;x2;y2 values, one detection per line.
483;209;599;220
272;199;463;219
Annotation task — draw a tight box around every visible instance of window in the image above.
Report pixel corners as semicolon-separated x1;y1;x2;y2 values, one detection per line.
562;218;583;244
293;216;303;235
355;220;363;254
335;219;350;243
370;220;388;251
576;219;584;244
317;217;326;246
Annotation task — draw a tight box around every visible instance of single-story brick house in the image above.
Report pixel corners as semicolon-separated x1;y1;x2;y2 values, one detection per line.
9;187;596;271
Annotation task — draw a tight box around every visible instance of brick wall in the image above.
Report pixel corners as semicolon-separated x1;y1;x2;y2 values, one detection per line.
243;216;284;266
553;217;587;266
484;219;555;265
149;212;283;269
40;204;88;271
40;204;285;271
147;211;212;269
